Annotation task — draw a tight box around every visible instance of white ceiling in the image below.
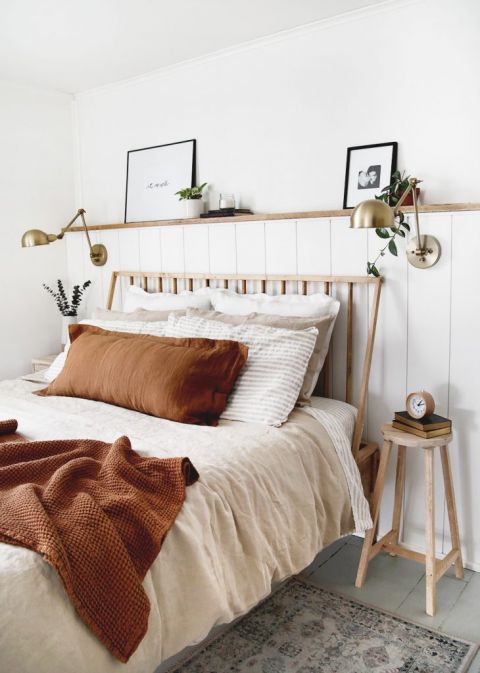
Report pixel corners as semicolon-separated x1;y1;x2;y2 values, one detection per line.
0;0;386;94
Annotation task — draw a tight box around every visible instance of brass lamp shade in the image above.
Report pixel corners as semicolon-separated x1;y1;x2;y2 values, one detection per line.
21;229;55;247
350;199;394;230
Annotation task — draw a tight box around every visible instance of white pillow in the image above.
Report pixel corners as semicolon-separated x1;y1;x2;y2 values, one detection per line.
44;350;68;382
43;318;169;382
192;287;339;319
123;285;211;312
165;314;317;426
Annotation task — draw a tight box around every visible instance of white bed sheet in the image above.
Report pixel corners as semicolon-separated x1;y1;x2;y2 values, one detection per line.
0;380;369;673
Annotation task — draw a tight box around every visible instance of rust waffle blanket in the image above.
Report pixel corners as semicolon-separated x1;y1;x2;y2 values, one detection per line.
0;434;199;662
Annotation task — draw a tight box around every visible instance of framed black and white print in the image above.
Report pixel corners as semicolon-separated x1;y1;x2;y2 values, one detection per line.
343;142;397;209
124;139;196;222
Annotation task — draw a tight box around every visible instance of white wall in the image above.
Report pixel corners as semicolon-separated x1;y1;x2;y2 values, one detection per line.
74;0;480;222
69;0;480;568
0;82;75;378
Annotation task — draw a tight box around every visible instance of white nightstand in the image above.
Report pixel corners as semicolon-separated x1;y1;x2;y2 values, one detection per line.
31;354;58;373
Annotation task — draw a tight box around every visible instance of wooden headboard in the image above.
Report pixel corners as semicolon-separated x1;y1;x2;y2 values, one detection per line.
107;270;382;465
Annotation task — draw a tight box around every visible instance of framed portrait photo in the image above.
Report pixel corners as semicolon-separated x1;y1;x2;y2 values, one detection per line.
343;141;397;209
124;139;196;223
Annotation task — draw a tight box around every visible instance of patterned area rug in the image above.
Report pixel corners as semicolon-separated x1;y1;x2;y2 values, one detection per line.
169;578;477;673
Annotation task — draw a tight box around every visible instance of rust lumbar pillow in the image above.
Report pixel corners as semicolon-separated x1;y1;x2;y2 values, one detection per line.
37;324;248;426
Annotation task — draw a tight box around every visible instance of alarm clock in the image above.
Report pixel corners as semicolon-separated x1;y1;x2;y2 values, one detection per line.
406;390;435;420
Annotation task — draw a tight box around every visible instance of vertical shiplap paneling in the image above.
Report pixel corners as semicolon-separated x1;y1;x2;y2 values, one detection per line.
65;232;85;287
65;232;87;317
448;211;480;566
82;230;104;317
265;220;297;276
184;224;210;275
99;229;121;309
296;218;331;275
235;221;266;274
161;226;185;273
138;228;162;291
403;213;452;554
118;229;141;300
367;227;409;537
118;229;140;271
265;220;297;295
330;218;369;405
209;223;236;275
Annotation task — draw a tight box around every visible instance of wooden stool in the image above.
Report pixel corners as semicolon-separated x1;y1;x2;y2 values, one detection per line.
355;423;463;616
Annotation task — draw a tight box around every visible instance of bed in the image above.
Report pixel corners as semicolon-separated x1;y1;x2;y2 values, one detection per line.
0;270;382;673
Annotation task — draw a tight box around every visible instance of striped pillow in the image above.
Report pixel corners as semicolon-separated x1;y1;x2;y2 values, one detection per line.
165;314;317;426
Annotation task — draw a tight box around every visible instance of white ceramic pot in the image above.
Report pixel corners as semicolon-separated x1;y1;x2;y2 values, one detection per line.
61;316;77;345
184;199;203;219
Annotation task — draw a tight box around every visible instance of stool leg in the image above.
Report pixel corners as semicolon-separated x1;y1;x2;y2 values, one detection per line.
390;445;406;554
356;439;392;588
424;448;436;616
440;445;464;579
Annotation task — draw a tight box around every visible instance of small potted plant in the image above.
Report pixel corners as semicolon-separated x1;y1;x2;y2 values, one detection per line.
376;170;420;207
175;182;207;219
43;279;91;343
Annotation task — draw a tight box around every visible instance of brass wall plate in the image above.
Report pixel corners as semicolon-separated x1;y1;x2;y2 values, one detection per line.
406;235;441;269
90;243;108;267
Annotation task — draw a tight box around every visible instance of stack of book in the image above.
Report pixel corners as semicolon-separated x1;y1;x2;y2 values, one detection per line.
392;411;452;438
200;208;253;218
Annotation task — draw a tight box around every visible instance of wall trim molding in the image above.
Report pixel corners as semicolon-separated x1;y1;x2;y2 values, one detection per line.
75;0;419;98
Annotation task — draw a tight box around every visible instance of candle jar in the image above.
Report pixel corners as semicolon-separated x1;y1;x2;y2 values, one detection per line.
219;193;235;210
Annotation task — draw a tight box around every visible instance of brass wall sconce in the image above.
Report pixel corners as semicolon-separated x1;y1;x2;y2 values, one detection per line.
350;178;441;269
21;208;108;267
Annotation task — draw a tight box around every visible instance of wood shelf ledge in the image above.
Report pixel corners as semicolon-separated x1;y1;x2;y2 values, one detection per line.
68;202;480;233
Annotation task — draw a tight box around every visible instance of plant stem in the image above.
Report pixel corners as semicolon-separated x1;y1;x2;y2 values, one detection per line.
369;231;398;269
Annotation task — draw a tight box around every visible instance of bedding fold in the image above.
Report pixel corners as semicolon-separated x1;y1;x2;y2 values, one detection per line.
0;434;198;662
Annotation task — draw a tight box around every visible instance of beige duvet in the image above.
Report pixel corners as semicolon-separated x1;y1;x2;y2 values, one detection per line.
0;379;356;673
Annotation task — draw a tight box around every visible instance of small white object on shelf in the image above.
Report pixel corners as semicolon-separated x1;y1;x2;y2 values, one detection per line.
219;193;235;209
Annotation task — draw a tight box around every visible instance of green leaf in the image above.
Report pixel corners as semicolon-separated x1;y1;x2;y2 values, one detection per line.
375;228;391;239
367;263;380;277
388;239;398;256
397;229;405;237
401;221;411;231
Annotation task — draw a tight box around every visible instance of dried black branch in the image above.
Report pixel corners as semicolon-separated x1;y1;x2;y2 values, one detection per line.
43;280;92;316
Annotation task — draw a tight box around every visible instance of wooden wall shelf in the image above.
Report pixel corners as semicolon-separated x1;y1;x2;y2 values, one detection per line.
68;203;480;233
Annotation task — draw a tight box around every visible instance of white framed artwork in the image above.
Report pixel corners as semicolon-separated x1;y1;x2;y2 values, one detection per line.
343;142;397;209
124;139;196;222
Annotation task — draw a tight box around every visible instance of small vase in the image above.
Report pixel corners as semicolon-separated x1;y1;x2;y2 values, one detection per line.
61;316;77;345
184;199;203;219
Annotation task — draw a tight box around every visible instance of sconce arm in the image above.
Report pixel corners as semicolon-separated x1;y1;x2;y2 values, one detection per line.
393;177;424;253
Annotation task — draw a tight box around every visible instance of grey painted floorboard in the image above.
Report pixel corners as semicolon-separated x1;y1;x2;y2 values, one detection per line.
157;535;480;672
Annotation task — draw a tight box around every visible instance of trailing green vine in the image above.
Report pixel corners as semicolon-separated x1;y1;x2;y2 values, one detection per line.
366;215;410;277
367;171;411;276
